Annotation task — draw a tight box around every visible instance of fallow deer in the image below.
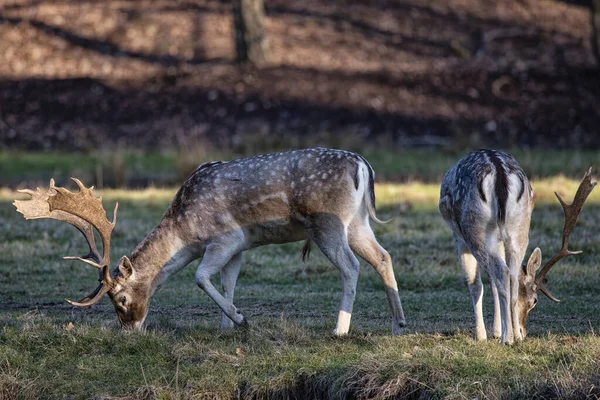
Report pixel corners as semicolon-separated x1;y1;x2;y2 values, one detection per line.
14;148;406;335
439;149;595;344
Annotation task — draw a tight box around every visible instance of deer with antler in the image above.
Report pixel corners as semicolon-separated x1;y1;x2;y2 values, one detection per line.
14;148;406;335
439;149;596;344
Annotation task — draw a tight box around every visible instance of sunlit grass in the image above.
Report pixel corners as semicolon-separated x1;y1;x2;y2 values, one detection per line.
4;175;600;207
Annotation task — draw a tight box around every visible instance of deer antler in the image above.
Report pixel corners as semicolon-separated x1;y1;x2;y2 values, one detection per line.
14;178;119;307
48;178;118;268
14;179;102;264
535;168;596;302
65;265;114;307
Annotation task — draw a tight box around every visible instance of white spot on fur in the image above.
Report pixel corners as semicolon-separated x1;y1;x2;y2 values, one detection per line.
257;192;289;205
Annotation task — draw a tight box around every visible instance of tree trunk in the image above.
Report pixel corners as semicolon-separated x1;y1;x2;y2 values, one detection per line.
593;0;600;65
232;0;270;65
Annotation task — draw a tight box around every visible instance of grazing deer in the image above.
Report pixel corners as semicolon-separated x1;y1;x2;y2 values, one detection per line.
439;150;595;344
14;148;406;335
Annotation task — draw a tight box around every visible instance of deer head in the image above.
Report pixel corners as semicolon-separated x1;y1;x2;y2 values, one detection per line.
517;168;596;337
14;178;147;330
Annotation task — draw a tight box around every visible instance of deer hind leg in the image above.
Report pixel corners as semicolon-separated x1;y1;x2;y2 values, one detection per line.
219;252;242;329
456;241;487;341
348;219;406;335
305;214;359;336
195;239;248;327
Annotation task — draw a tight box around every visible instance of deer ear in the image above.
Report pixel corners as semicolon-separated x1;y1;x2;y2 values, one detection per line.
118;256;133;279
526;247;542;277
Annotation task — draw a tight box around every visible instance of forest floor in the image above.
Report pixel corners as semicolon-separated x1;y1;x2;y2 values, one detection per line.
0;0;598;152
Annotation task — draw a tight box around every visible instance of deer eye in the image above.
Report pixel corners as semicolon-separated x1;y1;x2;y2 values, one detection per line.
120;297;127;306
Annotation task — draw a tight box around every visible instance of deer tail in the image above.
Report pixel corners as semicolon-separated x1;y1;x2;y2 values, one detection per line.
356;154;391;224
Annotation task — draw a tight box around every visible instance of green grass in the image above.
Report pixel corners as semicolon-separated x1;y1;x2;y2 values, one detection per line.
3;147;600;188
1;180;600;399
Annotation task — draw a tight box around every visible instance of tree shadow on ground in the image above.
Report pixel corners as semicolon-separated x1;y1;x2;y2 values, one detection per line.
0;0;598;150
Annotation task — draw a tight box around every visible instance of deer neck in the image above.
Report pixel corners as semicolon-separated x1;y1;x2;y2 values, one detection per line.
128;220;196;289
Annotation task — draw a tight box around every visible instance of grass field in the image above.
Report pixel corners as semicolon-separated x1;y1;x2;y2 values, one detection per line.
1;175;600;399
4;148;600;188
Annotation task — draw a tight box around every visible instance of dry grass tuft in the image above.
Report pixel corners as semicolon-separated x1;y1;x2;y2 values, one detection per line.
0;362;38;400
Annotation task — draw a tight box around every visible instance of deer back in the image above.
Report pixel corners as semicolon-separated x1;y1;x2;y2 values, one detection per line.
162;148;373;240
439;150;534;245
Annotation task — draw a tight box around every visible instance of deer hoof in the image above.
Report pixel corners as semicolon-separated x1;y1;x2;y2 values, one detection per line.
237;317;250;329
332;328;349;337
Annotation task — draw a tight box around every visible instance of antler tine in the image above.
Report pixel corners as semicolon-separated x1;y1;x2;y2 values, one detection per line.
72;177;90;192
112;202;119;227
65;265;114;307
63;256;103;269
68;283;104;306
535;168;597;301
14;180;102;264
17;189;36;196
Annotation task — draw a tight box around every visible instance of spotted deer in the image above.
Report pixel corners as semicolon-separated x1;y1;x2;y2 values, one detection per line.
14;148;406;335
439;150;595;344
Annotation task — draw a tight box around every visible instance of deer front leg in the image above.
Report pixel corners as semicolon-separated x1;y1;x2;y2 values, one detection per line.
195;240;248;327
491;241;505;340
509;272;522;342
505;243;525;342
220;253;242;329
490;257;514;344
489;280;502;339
